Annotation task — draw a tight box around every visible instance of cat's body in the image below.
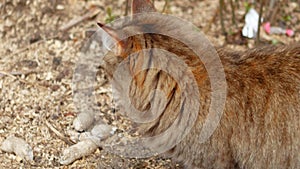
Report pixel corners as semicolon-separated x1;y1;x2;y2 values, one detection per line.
98;0;300;168
168;45;300;169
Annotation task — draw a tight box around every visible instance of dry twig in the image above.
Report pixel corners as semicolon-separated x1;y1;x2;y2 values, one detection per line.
162;0;170;13
256;1;265;44
45;120;75;146
0;70;17;79
125;0;130;16
59;7;101;32
219;0;226;35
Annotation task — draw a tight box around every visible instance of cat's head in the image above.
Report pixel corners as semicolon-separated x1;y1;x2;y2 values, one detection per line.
97;0;157;59
97;0;206;79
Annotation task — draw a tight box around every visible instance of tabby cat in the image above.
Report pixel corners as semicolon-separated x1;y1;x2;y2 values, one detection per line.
97;0;300;168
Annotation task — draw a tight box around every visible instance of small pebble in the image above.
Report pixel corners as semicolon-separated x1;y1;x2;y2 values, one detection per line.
60;139;98;165
1;136;34;162
91;124;115;140
56;4;65;10
73;113;95;131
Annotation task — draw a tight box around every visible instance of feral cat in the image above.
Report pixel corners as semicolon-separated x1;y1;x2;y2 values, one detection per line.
98;0;300;168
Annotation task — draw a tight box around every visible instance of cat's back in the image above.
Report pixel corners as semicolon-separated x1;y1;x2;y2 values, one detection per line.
219;44;300;72
218;44;300;102
213;44;300;169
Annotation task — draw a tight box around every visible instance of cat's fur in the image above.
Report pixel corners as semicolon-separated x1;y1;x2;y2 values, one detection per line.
98;0;300;168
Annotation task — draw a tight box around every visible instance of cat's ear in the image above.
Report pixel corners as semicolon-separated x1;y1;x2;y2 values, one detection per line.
131;0;156;15
97;23;125;53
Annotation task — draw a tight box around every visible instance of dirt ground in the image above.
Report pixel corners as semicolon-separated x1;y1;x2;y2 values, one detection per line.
0;0;299;168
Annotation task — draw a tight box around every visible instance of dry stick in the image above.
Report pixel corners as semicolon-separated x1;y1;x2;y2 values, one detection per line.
59;7;101;32
0;70;17;79
235;0;240;9
256;0;265;45
6;32;63;58
1;0;6;15
0;70;36;85
7;39;47;58
162;0;170;13
219;0;226;35
124;0;130;16
229;0;237;28
267;0;276;22
269;1;279;25
45;120;75;146
0;70;38;78
203;5;219;34
0;69;52;91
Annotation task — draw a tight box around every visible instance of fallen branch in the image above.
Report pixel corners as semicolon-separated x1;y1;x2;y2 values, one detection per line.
6;34;60;58
0;70;17;79
45;120;75;146
256;0;265;44
59;7;102;32
0;70;38;78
